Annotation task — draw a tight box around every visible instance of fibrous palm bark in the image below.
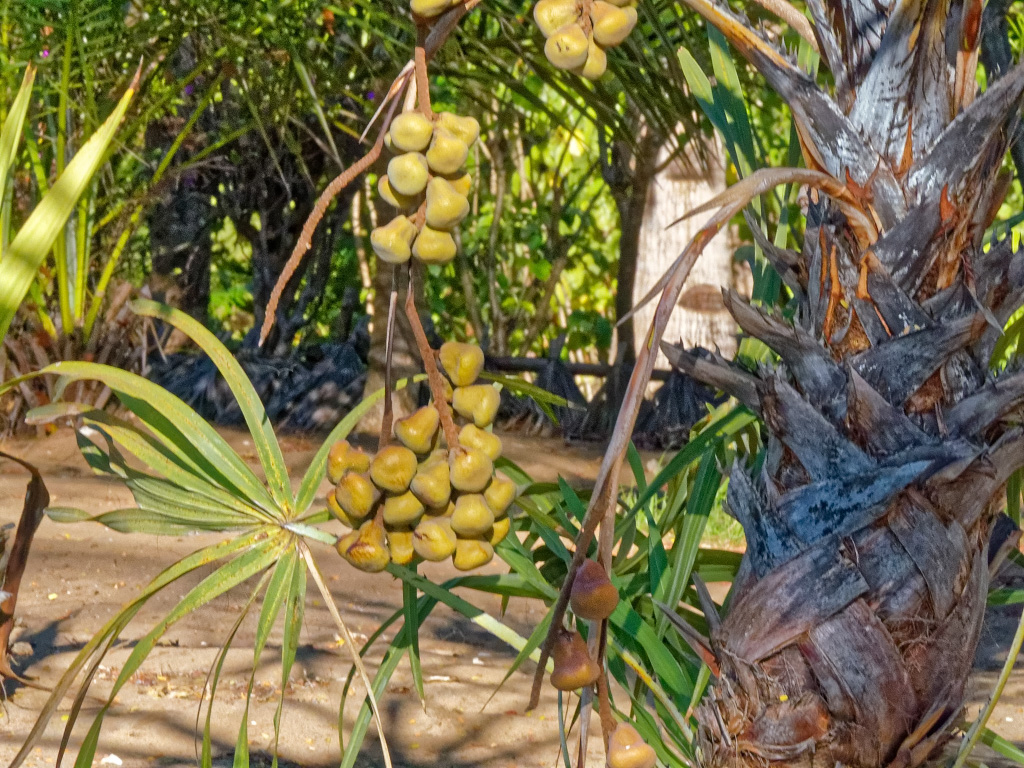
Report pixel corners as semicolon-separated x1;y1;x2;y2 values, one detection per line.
661;1;1024;767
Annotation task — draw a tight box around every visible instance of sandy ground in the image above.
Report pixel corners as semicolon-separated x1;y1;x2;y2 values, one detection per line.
0;427;1021;768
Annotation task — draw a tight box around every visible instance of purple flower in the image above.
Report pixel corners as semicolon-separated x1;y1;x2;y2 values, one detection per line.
184;83;194;96
367;91;375;100
41;49;49;58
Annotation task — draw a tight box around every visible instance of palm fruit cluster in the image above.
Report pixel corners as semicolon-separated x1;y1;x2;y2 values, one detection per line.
371;110;479;267
328;341;516;573
533;0;638;80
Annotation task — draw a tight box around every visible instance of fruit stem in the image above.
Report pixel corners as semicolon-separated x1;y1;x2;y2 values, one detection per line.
378;277;400;451
404;269;461;449
414;26;433;119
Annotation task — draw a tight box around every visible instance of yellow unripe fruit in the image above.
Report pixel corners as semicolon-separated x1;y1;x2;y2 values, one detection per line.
590;2;637;47
550;628;601;690
337;520;390;573
607;722;657;768
383;490;426;527
413;517;457;561
370;216;418;265
452;384;501;427
450;494;495;537
410;459;451;509
395;405;440;454
335;471;380;520
484;475;517;518
449;446;493;492
453;538;494;571
327;491;363;528
387;528;415;566
387;152;430;196
439;341;485;386
410;0;452;16
459;423;502;462
576;38;608;80
570;559;619;620
327;440;371;484
444;173;473;197
370;445;418;493
544;24;590;69
378;175;421;211
425;177;470;230
425;129;469;175
412;226;458;265
389;111;434;152
534;0;580;37
489;516;511;546
436;112;480;146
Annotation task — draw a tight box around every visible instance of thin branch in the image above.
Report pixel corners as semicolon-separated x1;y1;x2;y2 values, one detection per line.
404;268;460;448
379;273;399;452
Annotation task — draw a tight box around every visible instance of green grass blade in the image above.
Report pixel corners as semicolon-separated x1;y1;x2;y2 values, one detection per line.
295;374;425;515
0;65;35;220
272;551;307;763
0;71;136;342
132;300;294;512
977;728;1024;765
403;576;425;707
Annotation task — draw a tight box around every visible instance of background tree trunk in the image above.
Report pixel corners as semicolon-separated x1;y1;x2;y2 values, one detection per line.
633;137;737;366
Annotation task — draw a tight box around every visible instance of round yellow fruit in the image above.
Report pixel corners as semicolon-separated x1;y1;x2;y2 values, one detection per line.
383;490;426;527
425;177;470;230
337;520;390;573
389;111;434;152
443;172;473;197
327;439;371;484
425;129;469;175
484;475;517;517
412;226;458;265
378;175;421;211
436;112;480;146
439;341;485;386
453;538;494;571
410;459;451;509
395;404;441;454
412;517;458;561
449;446;493;492
387;528;416;566
534;0;580;37
590;2;637;47
576;38;608;80
452;383;501;427
370;216;418;265
450;494;495;537
544;24;590;69
489;515;511;546
459;423;502;462
370;445;418;494
387;152;430;196
335;471;380;521
410;0;453;16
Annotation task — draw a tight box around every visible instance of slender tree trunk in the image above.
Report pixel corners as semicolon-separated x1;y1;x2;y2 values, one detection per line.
633;136;736;365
